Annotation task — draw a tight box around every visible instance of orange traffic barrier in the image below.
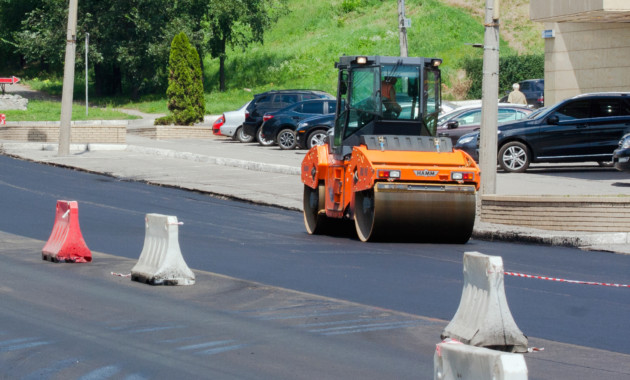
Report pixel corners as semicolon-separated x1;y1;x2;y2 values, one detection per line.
42;200;92;263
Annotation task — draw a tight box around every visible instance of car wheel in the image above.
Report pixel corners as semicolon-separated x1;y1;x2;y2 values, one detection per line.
307;129;328;149
236;126;254;143
498;141;530;173
277;128;297;150
257;127;275;146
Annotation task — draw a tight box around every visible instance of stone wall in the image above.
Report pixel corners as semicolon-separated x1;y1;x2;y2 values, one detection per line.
0;120;127;143
129;125;212;140
481;195;630;232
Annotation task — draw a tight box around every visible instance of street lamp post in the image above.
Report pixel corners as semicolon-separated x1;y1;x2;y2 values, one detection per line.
85;32;89;116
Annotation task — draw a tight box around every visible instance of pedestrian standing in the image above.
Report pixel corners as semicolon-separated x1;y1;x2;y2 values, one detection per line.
507;83;527;105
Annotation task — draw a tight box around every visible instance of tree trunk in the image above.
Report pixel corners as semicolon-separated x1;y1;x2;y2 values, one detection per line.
219;37;226;92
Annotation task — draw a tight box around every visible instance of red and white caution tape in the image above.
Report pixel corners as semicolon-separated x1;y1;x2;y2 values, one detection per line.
505;272;629;288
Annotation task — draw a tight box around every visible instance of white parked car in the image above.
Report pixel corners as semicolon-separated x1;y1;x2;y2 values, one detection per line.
212;101;251;142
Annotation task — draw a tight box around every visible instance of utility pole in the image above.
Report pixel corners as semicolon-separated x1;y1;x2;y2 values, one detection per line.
85;32;89;116
479;0;500;195
59;0;78;156
398;0;408;57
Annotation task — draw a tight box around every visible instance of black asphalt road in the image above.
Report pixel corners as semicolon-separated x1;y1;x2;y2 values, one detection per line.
1;154;630;376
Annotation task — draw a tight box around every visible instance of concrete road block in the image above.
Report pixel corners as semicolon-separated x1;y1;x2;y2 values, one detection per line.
42;200;91;263
441;251;528;352
434;340;528;380
131;214;195;285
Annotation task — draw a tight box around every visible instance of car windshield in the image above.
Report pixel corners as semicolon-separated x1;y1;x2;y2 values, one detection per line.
528;106;551;119
438;108;466;125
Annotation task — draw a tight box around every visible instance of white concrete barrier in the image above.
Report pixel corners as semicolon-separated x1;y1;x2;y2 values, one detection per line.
441;251;528;352
131;214;195;285
434;339;528;380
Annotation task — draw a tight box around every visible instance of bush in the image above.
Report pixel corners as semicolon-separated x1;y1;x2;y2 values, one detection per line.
154;115;175;125
159;32;205;126
462;53;544;99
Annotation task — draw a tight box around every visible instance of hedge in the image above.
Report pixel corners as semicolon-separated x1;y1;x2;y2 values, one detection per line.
462;53;544;99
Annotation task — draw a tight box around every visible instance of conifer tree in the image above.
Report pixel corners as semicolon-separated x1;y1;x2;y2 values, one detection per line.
157;32;205;125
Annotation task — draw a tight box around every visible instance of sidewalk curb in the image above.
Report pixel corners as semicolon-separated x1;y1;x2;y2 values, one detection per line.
0;142;127;152
473;221;630;252
125;145;301;175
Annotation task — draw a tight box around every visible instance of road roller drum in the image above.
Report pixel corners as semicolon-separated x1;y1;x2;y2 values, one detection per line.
354;183;477;242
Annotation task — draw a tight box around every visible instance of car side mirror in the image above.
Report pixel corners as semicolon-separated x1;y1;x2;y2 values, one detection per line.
548;115;559;125
447;120;459;129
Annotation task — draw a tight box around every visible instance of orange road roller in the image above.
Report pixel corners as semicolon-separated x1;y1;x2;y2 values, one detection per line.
301;55;481;242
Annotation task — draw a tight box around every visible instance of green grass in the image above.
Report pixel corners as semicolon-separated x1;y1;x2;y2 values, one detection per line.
18;0;542;117
0;100;139;122
205;0;517;105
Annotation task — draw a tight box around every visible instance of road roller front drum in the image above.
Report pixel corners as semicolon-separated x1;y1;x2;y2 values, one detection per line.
354;183;477;243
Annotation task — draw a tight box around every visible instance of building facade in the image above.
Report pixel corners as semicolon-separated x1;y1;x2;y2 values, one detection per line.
530;0;630;105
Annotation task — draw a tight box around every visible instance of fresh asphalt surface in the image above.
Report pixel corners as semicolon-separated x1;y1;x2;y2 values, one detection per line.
1;153;629;361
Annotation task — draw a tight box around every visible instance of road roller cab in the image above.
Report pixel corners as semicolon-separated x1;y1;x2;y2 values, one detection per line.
301;55;481;242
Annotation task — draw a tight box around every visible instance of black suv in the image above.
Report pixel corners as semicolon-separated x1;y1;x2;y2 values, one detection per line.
240;90;334;143
500;79;545;108
259;99;336;149
455;92;630;172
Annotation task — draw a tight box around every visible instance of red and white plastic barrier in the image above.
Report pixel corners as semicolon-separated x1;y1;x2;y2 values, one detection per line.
505;271;629;288
131;214;195;286
0;114;5;125
42;200;92;263
434;339;528;380
441;251;528;353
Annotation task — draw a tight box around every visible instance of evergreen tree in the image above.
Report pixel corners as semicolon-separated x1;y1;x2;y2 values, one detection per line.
157;32;205;125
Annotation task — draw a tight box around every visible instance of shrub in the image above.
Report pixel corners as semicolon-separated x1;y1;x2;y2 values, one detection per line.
159;32;205;126
462;53;544;99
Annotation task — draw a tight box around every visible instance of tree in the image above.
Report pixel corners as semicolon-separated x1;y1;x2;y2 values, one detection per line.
156;32;205;125
11;0;208;98
204;0;288;91
0;0;40;72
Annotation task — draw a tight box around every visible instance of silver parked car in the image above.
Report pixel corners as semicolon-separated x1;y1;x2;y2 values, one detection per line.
212;101;251;142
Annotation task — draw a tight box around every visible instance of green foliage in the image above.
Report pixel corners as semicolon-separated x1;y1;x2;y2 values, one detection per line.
0;100;139;121
2;0;545;111
163;32;205;125
0;0;40;73
154;115;175;125
203;0;288;91
7;0;207;98
341;0;362;13
463;53;544;99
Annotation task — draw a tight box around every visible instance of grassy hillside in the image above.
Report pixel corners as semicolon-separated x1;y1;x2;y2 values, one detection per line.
201;0;543;112
23;0;544;114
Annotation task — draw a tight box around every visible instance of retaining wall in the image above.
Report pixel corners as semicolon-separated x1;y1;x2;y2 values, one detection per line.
129;125;212;140
0;120;127;143
481;195;630;232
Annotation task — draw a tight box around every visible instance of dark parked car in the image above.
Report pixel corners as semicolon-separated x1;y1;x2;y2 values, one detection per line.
499;79;545;108
259;99;336;149
295;113;336;149
455;92;630;172
613;133;630;172
437;104;532;144
240;89;334;144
